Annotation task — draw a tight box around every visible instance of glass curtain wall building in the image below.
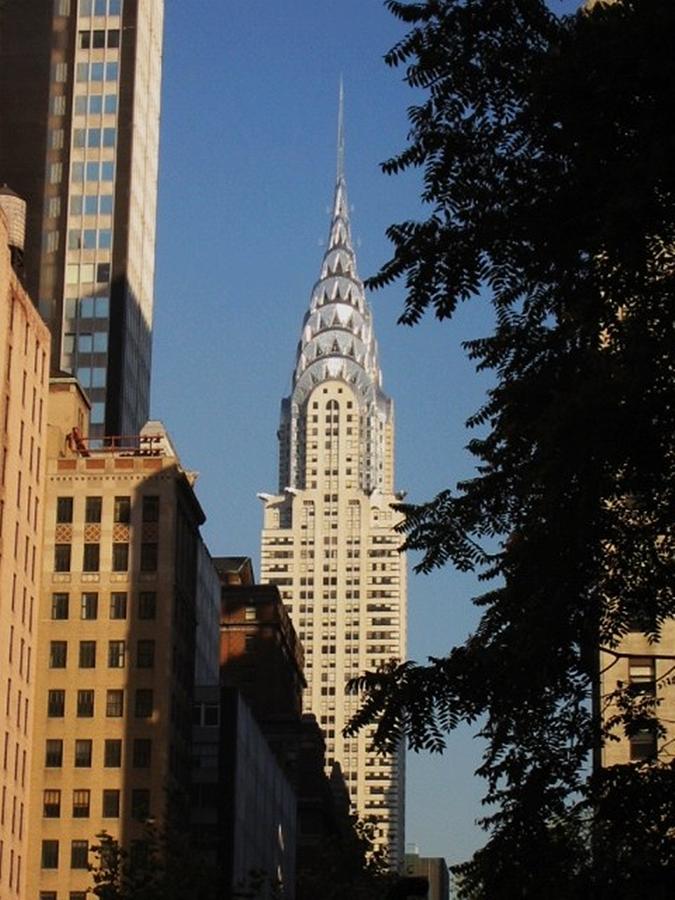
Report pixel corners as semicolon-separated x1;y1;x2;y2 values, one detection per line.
0;0;163;439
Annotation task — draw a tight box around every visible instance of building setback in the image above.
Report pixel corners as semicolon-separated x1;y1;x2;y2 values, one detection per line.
0;0;163;438
27;395;206;899
0;197;51;898
259;95;407;865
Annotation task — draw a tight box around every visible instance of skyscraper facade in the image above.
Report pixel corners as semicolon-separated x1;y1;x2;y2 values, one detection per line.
0;0;163;438
259;99;407;864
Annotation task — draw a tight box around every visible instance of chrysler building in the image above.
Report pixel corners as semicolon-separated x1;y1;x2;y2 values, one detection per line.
259;90;407;863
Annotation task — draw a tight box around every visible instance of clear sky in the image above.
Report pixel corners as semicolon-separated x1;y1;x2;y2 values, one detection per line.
152;0;579;869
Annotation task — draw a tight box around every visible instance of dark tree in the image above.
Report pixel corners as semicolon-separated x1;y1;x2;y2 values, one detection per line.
347;0;675;895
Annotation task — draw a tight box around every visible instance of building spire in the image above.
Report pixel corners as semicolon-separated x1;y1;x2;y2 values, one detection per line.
337;76;345;183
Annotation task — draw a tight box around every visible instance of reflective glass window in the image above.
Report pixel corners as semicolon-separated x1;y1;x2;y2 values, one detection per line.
98;229;112;249
74;95;87;114
80;296;95;318
87;128;101;148
103;127;116;147
84;195;98;215
105;62;118;81
72;162;84;181
91;63;104;81
101;162;114;180
83;229;97;249
86;162;99;180
89;95;103;114
99;195;113;214
93;332;108;352
104;94;117;114
70;195;83;215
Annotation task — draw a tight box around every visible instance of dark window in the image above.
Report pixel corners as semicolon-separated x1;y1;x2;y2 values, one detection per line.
135;689;153;718
138;591;156;619
110;592;127;619
72;789;90;818
106;689;124;717
108;640;125;668
107;28;120;48
47;689;65;717
92;29;105;48
104;738;122;767
51;592;69;619
133;738;152;768
85;495;102;523
79;30;91;49
630;728;658;761
54;543;71;572
43;789;61;817
56;496;73;523
71;839;89;869
81;592;98;619
49;640;67;668
113;496;130;523
112;542;128;571
40;893;57;900
79;640;96;668
97;262;110;283
136;639;155;669
70;893;87;900
140;542;158;572
102;789;120;817
203;704;219;727
142;495;159;522
45;739;63;767
41;839;59;868
74;739;92;768
83;542;100;572
131;788;150;821
77;689;94;717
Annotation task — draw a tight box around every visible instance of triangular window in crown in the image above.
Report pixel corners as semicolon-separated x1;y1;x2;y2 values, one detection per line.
331;338;340;354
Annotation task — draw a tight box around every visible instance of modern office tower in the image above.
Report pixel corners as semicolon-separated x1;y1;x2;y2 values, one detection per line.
259;99;407;864
0;0;163;438
27;394;208;899
0;195;51;899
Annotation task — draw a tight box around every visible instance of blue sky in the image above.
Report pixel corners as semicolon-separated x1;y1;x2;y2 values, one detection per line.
152;0;580;868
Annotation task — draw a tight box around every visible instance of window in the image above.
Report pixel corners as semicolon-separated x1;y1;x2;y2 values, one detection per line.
74;739;92;767
131;789;150;822
85;496;102;523
41;840;59;868
107;28;120;47
71;839;89;869
49;640;67;668
106;689;123;717
102;789;120;817
47;689;65;717
70;893;88;900
92;28;105;48
245;605;256;621
43;789;61;818
114;496;130;523
138;591;156;619
81;592;98;619
56;496;73;523
142;495;159;522
51;592;69;619
112;542;128;571
136;640;155;669
79;640;96;668
40;893;57;900
110;592;127;619
132;738;151;768
54;543;71;572
140;542;157;572
104;739;121;767
83;542;100;572
77;689;94;717
72;790;90;818
45;739;63;767
108;640;125;668
134;689;153;718
203;704;219;727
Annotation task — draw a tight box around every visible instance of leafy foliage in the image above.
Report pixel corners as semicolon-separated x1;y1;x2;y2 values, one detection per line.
89;826;219;900
347;0;675;894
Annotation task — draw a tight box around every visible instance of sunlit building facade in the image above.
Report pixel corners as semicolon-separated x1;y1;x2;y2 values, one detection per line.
0;0;163;438
0;200;51;899
259;103;407;865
